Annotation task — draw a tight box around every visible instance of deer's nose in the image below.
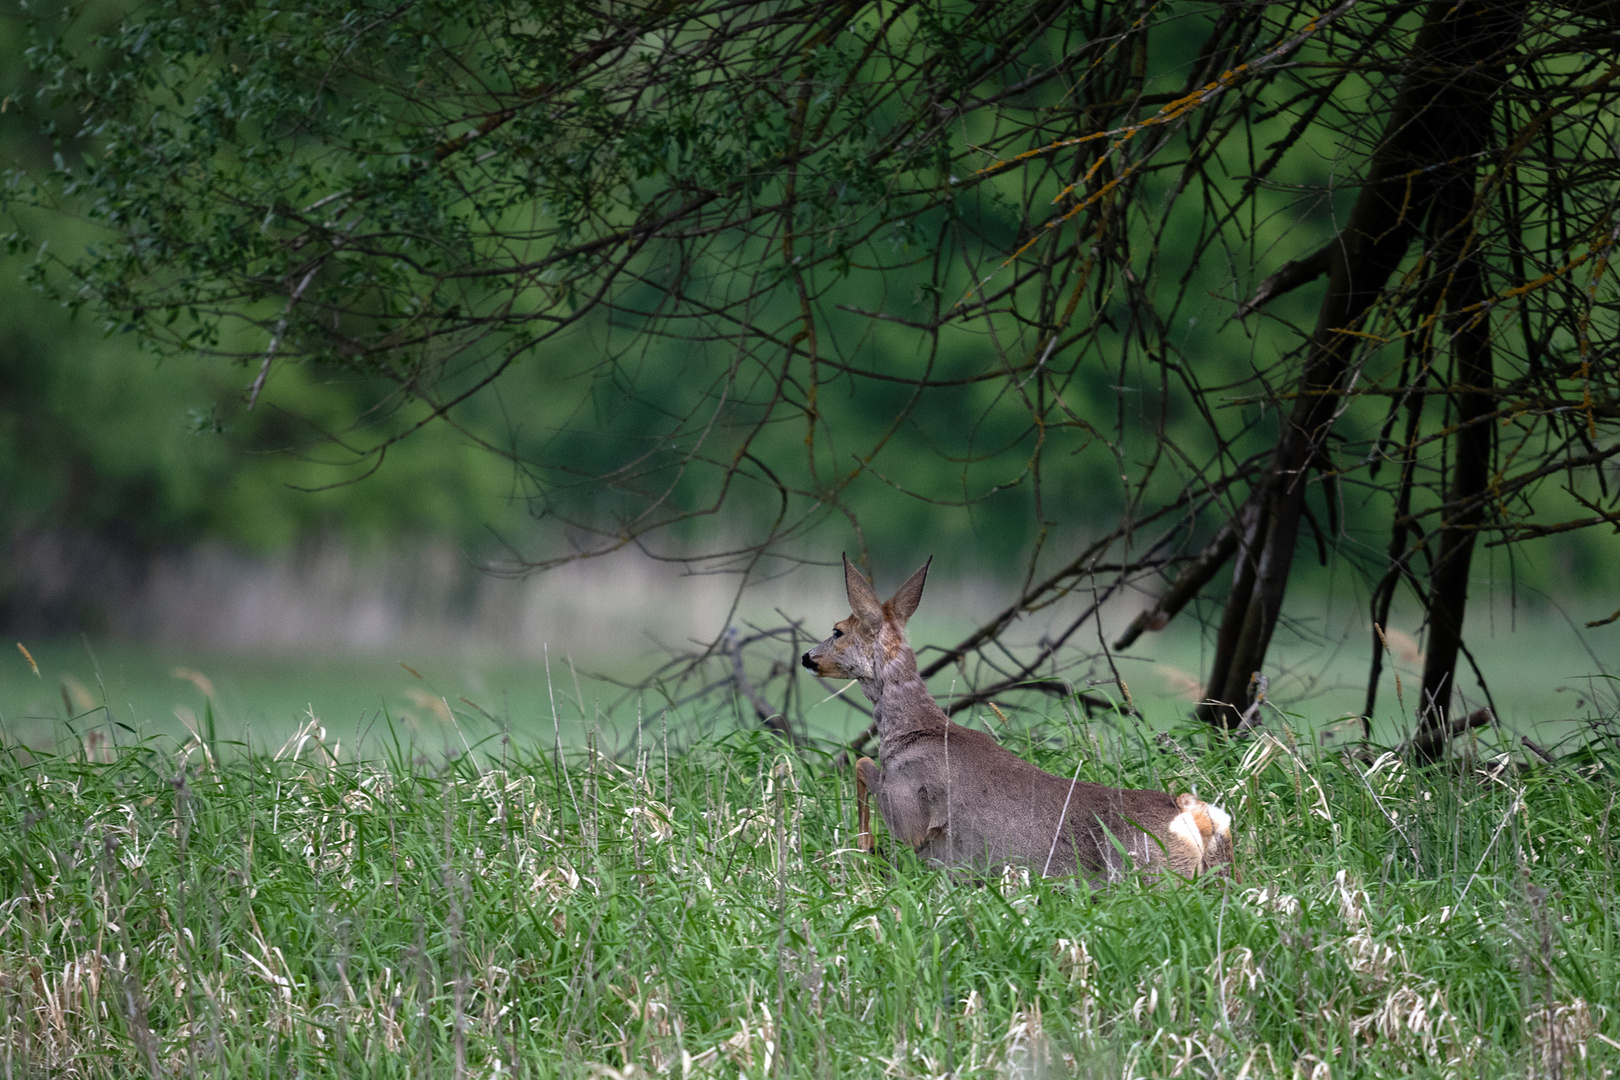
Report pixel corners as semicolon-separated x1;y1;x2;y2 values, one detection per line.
800;653;817;671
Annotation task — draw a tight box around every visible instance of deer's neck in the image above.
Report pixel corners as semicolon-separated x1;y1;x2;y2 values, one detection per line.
863;648;948;745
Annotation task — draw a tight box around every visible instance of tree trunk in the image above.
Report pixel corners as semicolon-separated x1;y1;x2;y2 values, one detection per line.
1408;104;1515;760
1198;1;1525;730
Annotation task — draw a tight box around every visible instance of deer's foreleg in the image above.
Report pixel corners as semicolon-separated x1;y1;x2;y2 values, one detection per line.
854;756;879;853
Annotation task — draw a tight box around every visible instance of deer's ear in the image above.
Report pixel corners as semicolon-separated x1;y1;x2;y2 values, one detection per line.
888;558;931;623
843;553;883;628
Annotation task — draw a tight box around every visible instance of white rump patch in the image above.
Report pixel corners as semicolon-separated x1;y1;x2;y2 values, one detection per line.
1167;810;1206;859
1204;802;1232;838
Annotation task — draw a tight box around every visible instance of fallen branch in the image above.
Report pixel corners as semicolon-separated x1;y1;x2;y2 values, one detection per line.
1235;244;1331;318
1114;501;1258;650
1402;706;1493;760
1520;735;1556;764
725;629;799;745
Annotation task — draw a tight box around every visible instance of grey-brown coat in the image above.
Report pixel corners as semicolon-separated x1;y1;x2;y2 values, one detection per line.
802;556;1235;885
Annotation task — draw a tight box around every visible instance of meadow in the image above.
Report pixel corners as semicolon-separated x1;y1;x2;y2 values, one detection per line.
2;675;1617;1079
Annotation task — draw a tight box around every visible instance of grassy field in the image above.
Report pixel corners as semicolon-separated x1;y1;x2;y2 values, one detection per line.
2;696;1618;1079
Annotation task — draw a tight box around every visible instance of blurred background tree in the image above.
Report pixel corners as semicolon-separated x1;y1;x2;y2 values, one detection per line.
4;0;1618;753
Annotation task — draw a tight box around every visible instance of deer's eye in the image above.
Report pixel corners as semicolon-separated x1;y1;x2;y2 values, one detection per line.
832;629;844;639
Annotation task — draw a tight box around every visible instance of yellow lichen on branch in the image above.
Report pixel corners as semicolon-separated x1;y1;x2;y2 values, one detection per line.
959;1;1358;308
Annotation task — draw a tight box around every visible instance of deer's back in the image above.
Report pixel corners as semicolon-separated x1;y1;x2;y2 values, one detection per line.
882;720;1228;882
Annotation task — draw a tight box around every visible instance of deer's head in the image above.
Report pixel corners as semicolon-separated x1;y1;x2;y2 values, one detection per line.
801;555;930;685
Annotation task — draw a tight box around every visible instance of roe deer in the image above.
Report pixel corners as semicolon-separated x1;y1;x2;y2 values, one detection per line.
802;556;1235;885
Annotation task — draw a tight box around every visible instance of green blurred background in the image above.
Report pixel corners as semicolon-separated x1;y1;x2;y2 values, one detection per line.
2;6;1615;757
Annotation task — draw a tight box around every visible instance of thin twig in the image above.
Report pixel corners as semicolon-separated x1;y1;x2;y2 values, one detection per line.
248;264;322;409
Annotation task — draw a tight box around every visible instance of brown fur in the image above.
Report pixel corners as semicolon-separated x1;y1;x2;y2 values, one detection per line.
803;556;1236;885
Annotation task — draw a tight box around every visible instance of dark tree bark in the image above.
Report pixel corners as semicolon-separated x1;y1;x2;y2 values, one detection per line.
1408;143;1511;760
1199;1;1526;733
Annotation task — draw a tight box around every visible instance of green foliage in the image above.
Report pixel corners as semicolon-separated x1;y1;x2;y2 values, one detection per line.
1;708;1617;1077
4;0;1620;734
0;278;532;553
7;0;1305;567
8;0;1618;584
0;8;544;559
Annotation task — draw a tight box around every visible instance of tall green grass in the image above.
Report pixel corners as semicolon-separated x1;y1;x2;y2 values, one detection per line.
1;708;1617;1078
